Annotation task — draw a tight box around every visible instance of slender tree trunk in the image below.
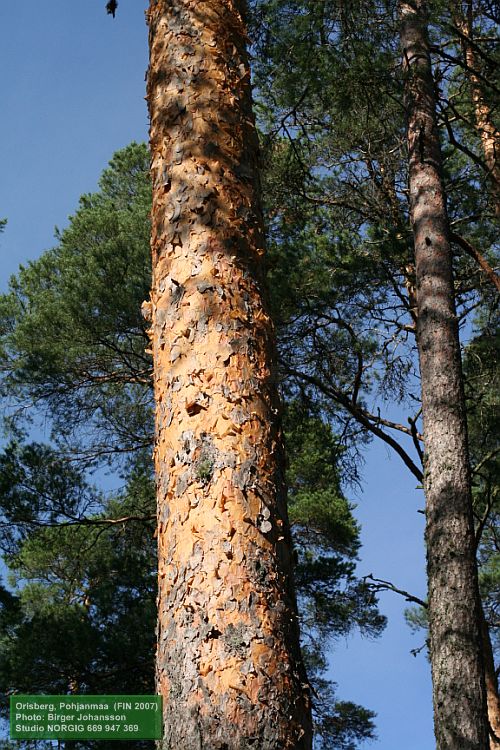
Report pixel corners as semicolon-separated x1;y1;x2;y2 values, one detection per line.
480;606;500;748
146;1;312;748
450;1;500;215
450;4;500;741
451;4;500;741
399;1;489;748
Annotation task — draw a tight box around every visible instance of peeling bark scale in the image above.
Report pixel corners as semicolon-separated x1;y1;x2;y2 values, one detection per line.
146;1;312;748
399;2;489;748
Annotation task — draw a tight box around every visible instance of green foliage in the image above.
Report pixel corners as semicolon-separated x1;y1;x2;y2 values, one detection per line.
0;441;101;553
285;400;359;554
465;323;500;656
252;0;498;459
0;461;156;750
251;5;498;745
0;147;156;748
253;1;424;488
285;398;385;638
0;142;152;465
284;400;385;745
314;698;377;750
404;605;428;636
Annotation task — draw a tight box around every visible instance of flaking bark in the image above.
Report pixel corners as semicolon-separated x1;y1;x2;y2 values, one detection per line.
146;1;312;748
399;1;489;748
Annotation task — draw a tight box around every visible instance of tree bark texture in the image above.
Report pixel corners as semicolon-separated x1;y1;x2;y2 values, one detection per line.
399;1;489;748
451;5;500;742
146;1;312;748
451;2;500;216
480;607;500;749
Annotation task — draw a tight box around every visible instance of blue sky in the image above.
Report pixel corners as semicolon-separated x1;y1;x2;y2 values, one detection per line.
0;2;434;747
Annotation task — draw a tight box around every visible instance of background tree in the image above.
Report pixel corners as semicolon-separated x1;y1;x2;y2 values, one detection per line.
250;0;498;745
404;322;500;746
400;0;489;745
440;0;500;215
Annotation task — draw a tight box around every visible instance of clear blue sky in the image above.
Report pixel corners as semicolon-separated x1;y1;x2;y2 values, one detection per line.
0;2;434;748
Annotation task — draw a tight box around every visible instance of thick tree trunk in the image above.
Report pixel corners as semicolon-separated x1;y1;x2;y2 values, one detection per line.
450;2;500;216
399;1;489;748
146;1;312;748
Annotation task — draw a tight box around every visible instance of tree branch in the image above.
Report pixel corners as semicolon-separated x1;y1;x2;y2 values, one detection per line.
0;514;155;530
439;106;493;176
450;232;500;292
364;574;427;607
285;366;424;482
408;413;424;464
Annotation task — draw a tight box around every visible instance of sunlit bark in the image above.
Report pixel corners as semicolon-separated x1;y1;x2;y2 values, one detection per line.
146;1;312;748
451;2;500;216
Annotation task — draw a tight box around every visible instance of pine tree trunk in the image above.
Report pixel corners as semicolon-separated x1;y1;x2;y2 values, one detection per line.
146;1;312;748
450;2;500;216
451;7;500;739
480;607;500;748
449;4;500;740
399;1;489;748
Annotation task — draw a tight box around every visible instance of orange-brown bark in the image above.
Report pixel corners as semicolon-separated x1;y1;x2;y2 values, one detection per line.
451;3;500;215
450;232;500;293
480;608;500;748
146;1;312;748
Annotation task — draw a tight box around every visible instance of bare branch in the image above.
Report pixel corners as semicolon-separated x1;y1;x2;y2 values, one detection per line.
408;413;424;463
285;366;424;482
364;573;427;608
